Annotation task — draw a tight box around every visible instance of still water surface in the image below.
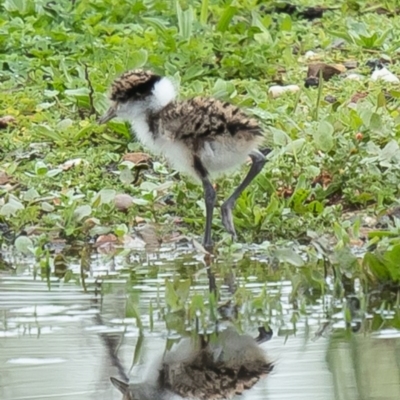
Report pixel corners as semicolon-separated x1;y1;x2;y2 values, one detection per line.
1;246;399;400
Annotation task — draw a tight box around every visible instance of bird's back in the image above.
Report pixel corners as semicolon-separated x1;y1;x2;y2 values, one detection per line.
155;97;263;144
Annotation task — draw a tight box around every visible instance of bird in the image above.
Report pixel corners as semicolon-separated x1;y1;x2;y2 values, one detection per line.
99;69;267;248
110;327;273;400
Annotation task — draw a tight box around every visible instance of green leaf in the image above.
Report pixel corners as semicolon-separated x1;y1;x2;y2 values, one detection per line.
190;294;205;316
313;121;334;152
216;6;237;32
14;236;34;255
271;127;290;146
128;49;148;69
290;188;310;213
41;202;55;212
120;169;135;184
176;1;194;40
382;245;400;281
114;223;128;237
165;280;182;312
64;88;90;96
96;189;117;205
307;201;324;214
131;198;149;206
265;194;280;215
363;252;390;281
3;0;33;15
35;161;48;176
280;15;292;31
73;205;92;221
285;138;305;155
200;0;208;25
274;248;305;267
56;119;74;131
141;17;168;34
376;91;386;108
23;188;39;201
46;169;63;178
0;198;24;217
34;125;63;141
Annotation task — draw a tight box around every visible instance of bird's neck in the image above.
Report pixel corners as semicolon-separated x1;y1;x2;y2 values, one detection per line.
125;76;176;122
126;77;176;151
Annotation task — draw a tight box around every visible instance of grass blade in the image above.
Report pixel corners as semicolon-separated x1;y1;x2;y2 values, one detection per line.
216;5;237;32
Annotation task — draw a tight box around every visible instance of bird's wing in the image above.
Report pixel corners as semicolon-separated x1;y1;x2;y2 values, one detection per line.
158;98;262;142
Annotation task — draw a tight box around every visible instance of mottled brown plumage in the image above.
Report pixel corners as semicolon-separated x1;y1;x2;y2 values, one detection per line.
153;97;262;142
99;70;267;248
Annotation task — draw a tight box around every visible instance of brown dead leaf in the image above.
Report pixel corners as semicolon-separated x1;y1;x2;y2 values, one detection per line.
95;234;118;246
136;223;161;249
350;92;368;104
60;158;88;171
312;171;333;189
368;6;400;16
349;238;365;247
276;187;293;198
123;152;152;165
344;60;358;70
0;171;11;185
385;206;400;220
94;233;118;254
0;115;16;129
82;217;99;231
305;63;346;87
135;216;146;224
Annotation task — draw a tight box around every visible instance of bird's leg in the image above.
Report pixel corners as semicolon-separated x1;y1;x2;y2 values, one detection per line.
221;149;266;239
201;177;216;248
193;156;216;249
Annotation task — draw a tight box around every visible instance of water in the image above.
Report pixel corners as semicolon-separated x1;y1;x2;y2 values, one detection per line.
1;246;399;400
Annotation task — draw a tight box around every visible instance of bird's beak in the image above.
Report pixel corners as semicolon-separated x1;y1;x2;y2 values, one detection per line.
98;105;117;124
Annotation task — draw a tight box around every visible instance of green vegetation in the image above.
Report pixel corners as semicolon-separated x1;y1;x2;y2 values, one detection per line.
1;0;400;289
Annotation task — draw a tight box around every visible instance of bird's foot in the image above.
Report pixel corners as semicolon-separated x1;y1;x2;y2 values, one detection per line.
221;203;237;240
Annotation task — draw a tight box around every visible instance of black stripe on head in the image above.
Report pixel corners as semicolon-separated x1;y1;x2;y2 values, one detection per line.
111;74;162;102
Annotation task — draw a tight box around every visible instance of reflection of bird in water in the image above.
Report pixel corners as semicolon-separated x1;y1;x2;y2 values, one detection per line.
111;328;273;400
99;70;267;249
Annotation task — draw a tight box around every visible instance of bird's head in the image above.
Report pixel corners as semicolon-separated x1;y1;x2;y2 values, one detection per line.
98;69;176;124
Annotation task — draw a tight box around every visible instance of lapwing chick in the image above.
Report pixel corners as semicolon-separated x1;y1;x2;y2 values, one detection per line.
110;327;273;400
99;70;266;248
